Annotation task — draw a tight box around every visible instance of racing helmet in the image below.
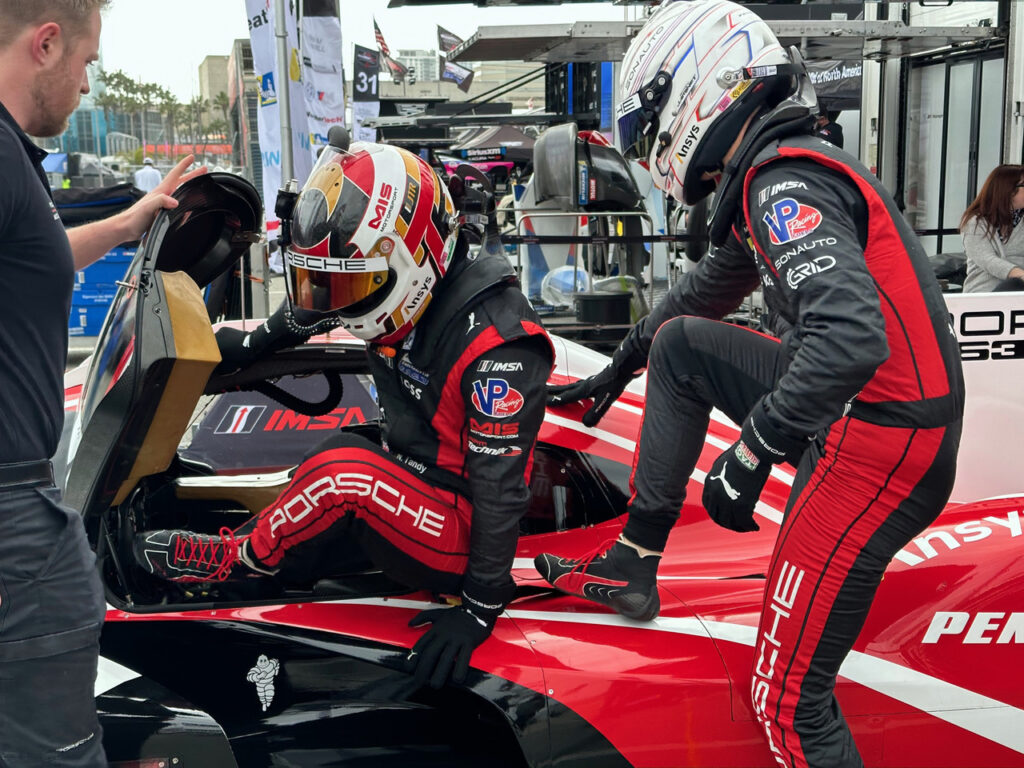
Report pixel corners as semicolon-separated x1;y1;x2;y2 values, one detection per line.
617;0;800;204
285;142;458;344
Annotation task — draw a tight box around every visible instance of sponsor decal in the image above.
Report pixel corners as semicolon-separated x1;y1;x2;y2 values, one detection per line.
368;182;395;229
259;72;277;107
922;611;1023;644
401;378;422;400
734;440;760;471
894;509;1022;567
468;439;523;457
398;358;430;385
785;255;836;289
469;418;520;438
477;359;524;373
267;472;446;539
471;378;524;418
758;181;808;206
774;236;838;267
953;309;1024;362
466;312;482;335
215;405;266;434
262;407;368;431
751;560;804;768
762;198;823;245
729;79;752;100
246;655;280;711
677;124;701;160
285;251;388;273
578;162;590;207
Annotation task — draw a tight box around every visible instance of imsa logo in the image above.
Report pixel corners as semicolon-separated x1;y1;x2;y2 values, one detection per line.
215;405;266;434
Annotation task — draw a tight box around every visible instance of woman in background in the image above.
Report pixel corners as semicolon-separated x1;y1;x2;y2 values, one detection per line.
961;164;1024;292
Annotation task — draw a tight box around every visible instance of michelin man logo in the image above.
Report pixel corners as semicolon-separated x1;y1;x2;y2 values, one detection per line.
246;654;281;711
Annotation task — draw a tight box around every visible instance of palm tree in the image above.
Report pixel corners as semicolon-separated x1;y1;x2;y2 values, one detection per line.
156;88;180;162
213;91;230;125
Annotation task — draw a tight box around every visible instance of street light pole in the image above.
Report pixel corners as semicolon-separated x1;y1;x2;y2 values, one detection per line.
274;0;294;183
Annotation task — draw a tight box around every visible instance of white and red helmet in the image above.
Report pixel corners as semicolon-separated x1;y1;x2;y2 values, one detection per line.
617;0;800;204
285;142;458;344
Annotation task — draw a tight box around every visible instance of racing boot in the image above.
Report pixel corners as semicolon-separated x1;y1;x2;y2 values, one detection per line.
133;527;259;582
534;538;660;621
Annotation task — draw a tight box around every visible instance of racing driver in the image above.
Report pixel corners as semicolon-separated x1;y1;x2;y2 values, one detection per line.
535;2;964;767
132;140;554;690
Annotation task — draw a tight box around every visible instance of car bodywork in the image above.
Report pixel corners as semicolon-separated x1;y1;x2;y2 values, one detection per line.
59;174;1024;767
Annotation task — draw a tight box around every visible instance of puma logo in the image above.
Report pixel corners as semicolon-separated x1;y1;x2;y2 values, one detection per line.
710;466;740;500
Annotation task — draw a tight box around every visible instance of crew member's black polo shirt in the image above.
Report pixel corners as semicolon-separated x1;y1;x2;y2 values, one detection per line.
0;101;74;463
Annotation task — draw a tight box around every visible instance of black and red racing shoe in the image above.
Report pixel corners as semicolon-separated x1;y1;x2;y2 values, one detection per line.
533;540;661;621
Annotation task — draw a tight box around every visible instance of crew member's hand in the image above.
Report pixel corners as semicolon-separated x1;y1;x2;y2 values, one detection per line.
119;155;208;242
405;577;509;689
547;364;636;428
701;401;808;533
547;324;648;428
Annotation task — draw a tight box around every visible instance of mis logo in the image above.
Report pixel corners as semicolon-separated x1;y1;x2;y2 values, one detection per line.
763;198;822;245
260;72;278;107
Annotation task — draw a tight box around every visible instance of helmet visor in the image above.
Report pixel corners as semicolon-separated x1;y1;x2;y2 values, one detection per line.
285;235;398;315
616;93;658;161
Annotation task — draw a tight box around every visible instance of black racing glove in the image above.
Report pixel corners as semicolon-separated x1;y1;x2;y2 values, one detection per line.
405;577;512;689
547;323;647;428
214;303;334;374
702;399;809;533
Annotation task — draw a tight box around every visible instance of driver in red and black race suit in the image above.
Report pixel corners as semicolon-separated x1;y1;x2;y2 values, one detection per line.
535;2;963;767
133;140;553;690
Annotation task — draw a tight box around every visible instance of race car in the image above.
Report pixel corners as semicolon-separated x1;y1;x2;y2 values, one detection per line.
59;173;1024;767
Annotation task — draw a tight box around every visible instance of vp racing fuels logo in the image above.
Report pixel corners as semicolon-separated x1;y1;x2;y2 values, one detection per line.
763;198;822;245
471;378;524;417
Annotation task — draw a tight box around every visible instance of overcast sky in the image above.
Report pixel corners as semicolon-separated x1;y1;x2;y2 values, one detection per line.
98;0;639;101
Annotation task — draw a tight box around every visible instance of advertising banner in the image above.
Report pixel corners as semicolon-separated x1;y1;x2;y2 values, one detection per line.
245;0;312;224
352;44;380;103
437;25;463;55
351;101;380;144
300;0;345;157
440;56;475;93
806;59;863;111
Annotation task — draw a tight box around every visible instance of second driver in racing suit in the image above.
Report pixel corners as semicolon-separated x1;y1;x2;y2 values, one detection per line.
132;141;554;690
534;3;964;767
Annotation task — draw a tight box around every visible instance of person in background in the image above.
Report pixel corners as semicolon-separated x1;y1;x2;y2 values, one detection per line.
132;141;554;692
961;164;1024;292
814;110;844;148
133;155;162;192
536;2;963;767
0;1;203;764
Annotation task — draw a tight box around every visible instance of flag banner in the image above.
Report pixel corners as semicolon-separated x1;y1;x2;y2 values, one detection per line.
440;56;475;93
382;53;408;82
352;44;380;103
300;0;345;157
373;18;391;58
351;100;380;144
437;25;464;55
246;0;313;225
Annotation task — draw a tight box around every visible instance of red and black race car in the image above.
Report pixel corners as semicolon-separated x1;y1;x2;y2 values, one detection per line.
58;173;1024;767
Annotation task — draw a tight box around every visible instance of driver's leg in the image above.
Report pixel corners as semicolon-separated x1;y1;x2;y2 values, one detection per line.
243;433;471;593
535;317;785;619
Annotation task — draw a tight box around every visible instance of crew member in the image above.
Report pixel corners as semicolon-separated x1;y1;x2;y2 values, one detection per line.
133;156;162;192
0;1;202;764
535;3;963;767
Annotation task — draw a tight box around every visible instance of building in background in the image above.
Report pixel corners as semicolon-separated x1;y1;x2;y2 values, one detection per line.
228;38;263;202
199;54;231;122
396;48;439;82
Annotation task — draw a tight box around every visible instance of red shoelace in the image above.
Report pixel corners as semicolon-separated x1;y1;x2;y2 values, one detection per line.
173;526;241;582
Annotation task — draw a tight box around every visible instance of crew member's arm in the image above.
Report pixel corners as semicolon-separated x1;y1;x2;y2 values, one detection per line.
747;159;888;438
548;236;760;426
701;161;888;532
65;155;205;270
